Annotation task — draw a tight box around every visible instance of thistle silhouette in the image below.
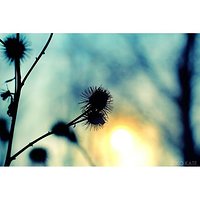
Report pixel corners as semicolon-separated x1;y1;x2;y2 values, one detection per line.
80;86;113;129
80;86;113;114
1;34;30;63
0;33;113;166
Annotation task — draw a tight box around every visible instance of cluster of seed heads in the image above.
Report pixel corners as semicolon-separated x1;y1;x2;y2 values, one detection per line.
80;86;113;129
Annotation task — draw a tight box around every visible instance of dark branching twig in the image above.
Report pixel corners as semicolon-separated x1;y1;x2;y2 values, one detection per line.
8;114;85;163
9;130;96;166
10;131;53;162
4;33;54;166
7;86;113;165
8;112;88;164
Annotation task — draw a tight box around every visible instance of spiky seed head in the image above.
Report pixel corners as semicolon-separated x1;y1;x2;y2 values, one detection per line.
84;110;107;130
1;34;30;63
80;86;113;115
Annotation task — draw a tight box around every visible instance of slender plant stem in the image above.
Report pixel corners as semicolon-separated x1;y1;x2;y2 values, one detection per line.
10;131;53;161
77;144;96;166
71;118;87;125
21;33;53;87
4;34;22;166
4;92;21;166
15;34;21;92
7;112;88;165
67;110;88;127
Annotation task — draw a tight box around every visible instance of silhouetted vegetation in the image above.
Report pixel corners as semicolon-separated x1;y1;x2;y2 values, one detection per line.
2;33;200;166
52;121;78;143
0;33;112;166
29;147;48;165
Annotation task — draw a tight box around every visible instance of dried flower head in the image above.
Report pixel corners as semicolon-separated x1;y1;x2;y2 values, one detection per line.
84;110;107;130
80;86;113;115
1;34;30;63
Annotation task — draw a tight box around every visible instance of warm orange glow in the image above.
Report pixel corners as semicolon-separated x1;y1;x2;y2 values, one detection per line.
87;114;177;166
110;126;153;166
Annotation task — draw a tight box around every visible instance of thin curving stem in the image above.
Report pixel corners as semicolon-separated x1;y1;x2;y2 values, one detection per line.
21;33;53;87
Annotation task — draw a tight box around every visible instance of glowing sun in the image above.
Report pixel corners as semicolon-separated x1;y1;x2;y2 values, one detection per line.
110;126;152;166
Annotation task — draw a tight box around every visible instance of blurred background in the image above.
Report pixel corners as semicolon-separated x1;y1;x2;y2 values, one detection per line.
1;33;200;166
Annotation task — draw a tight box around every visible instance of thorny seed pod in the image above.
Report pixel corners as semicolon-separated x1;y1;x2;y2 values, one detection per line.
80;86;113;115
1;34;30;63
84;110;107;130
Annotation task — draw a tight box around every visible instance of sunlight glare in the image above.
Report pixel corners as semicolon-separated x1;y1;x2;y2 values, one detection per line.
110;126;152;166
111;128;133;152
